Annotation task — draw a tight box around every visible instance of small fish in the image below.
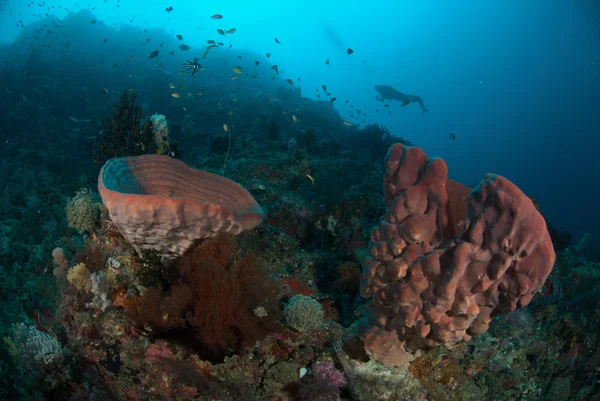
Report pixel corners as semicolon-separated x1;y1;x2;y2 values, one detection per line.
271;65;279;74
169;82;176;88
207;44;219;49
217;29;225;36
325;59;330;65
90;19;96;24
266;52;271;58
237;55;242;59
207;40;216;44
223;123;229;132
101;88;109;94
179;44;191;51
233;66;242;74
343;121;354;127
176;34;183;41
103;38;107;43
255;61;260;66
347;47;354;55
197;90;204;96
148;50;159;58
165;6;173;13
160;42;163;47
171;93;180;98
145;37;151;42
169;50;175;55
401;100;410;107
218;42;224;46
286;79;293;85
330;97;336;104
181;58;204;75
231;75;240;80
322;85;327;92
129;56;135;61
292;115;298;122
274;38;281;44
226;28;236;34
211;14;223;19
449;133;456;140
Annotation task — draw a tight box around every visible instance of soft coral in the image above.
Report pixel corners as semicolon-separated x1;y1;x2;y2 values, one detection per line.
127;235;282;360
180;235;282;355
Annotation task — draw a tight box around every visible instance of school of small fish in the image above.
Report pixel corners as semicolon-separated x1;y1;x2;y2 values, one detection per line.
1;1;443;134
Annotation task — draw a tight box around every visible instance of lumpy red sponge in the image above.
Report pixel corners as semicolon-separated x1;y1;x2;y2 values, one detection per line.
360;144;555;368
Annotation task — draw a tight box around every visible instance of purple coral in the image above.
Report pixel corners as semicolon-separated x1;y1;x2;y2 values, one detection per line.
297;361;347;401
311;361;347;388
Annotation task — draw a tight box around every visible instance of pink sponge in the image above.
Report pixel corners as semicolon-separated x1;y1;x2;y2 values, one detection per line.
360;144;555;368
98;155;264;261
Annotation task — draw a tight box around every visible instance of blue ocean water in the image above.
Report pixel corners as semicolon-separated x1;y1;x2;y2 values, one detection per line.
4;0;597;242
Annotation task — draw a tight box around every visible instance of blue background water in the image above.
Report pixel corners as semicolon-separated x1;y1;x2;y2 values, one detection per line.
1;0;599;244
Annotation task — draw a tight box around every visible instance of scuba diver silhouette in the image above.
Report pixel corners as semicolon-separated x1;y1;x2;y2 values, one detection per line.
375;84;428;115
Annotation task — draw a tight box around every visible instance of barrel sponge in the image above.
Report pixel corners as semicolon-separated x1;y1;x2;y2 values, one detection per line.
98;155;265;261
